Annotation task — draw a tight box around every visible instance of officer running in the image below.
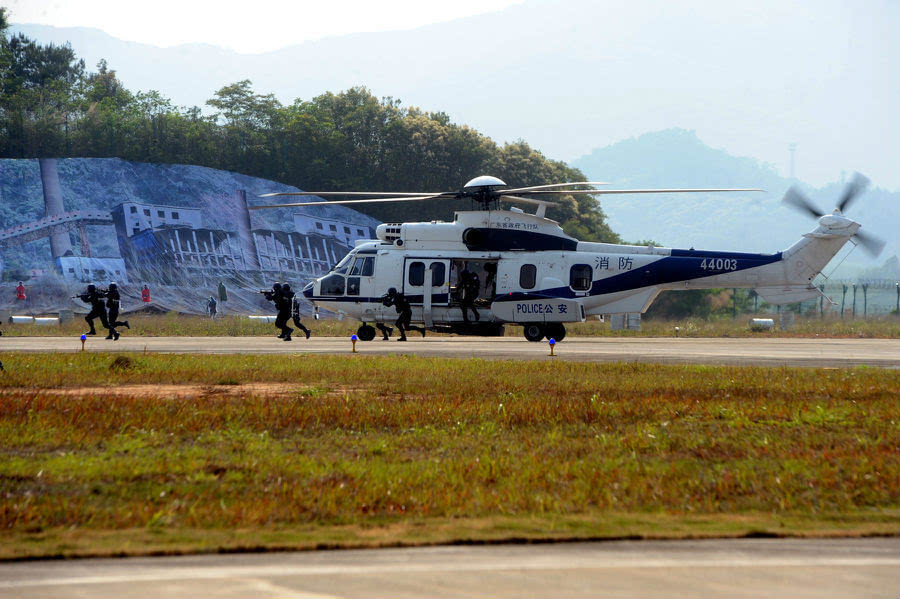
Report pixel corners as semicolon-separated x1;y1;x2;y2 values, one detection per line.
78;284;110;337
375;322;393;341
289;289;311;339
263;282;291;340
382;288;426;341
105;282;130;339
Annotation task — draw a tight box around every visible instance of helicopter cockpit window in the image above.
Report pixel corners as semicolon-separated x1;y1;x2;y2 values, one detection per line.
408;261;425;286
350;256;374;277
430;262;446;286
570;264;592;291
332;253;354;275
519;264;537;289
320;273;345;296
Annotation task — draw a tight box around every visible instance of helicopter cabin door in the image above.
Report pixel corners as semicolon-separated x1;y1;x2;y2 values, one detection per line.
403;258;451;327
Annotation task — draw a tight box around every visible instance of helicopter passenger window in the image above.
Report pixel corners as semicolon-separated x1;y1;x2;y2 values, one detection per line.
320;274;345;296
519;264;537;289
349;258;364;276
570;264;592;291
408;261;425;286
430;262;445;286
347;277;360;296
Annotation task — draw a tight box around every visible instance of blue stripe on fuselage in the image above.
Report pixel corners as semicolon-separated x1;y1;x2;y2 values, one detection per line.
537;251;783;299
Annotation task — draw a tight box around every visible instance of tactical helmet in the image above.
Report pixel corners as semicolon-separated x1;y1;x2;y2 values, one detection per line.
87;284;96;292
272;282;282;290
282;283;292;292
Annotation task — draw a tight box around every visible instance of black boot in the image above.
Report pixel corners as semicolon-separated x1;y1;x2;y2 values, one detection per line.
283;327;293;341
124;321;130;329
113;331;120;340
304;328;310;339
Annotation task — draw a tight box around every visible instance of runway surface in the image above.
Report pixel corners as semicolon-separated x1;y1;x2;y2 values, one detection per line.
3;335;899;367
1;537;898;599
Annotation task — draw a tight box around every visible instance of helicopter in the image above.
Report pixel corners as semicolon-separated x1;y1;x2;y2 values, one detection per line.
253;173;884;342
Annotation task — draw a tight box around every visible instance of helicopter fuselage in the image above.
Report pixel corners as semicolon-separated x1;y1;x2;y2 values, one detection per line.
301;208;857;341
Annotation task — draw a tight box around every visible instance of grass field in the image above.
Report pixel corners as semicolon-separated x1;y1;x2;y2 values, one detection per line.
1;353;898;559
2;312;899;338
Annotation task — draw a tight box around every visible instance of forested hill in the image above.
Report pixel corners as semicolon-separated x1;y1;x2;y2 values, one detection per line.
572;129;899;271
0;11;617;244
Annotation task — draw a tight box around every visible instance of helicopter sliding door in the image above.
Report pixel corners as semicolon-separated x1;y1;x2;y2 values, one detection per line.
403;258;451;327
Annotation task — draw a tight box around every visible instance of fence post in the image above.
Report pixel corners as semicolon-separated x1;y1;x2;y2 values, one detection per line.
852;284;857;317
841;284;847;318
862;284;868;317
896;282;899;314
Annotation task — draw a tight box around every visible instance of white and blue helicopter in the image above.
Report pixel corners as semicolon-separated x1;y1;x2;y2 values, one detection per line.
254;174;883;341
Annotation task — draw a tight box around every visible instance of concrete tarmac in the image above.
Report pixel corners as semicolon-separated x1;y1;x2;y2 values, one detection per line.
1;538;898;599
2;335;899;367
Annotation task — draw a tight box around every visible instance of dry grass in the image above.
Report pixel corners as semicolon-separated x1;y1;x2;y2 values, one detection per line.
1;353;898;559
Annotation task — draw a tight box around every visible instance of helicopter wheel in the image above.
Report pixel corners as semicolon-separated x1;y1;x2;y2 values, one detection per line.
522;323;545;342
543;323;566;342
357;324;376;341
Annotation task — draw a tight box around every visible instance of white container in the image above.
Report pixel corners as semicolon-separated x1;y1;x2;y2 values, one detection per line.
10;315;34;324
749;318;775;331
34;317;60;325
248;315;277;323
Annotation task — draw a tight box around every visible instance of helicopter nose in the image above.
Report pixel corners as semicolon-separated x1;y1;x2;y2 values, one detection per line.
302;281;314;298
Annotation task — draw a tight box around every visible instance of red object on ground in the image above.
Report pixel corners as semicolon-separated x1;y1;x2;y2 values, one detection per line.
15;284;26;300
141;287;151;303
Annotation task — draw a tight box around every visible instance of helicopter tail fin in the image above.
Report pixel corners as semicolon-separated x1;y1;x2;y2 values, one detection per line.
753;218;858;305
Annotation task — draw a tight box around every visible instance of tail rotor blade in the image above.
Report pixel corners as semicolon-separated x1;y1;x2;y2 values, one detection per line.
837;172;870;213
854;229;886;257
782;186;824;219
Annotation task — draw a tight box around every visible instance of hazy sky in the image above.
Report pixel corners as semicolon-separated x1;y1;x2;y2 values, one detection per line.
5;0;525;53
7;0;900;192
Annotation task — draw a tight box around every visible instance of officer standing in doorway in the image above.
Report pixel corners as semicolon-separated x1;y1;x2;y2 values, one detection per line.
459;267;481;323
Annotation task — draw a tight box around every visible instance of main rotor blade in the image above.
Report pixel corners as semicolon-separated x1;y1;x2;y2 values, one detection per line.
782;186;824;219
499;195;557;206
853;229;886;257
503;181;609;193
259;190;444;198
837;172;870;213
250;194;448;210
513;188;764;196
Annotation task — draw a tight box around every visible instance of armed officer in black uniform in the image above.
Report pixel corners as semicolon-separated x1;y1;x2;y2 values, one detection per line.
382;288;426;341
287;286;311;339
105;282;130;339
263;282;291;340
459;268;481;323
78;284;109;336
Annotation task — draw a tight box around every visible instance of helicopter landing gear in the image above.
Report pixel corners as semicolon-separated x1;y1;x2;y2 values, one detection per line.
522;323;566;342
543;323;566;342
523;324;544;342
357;324;376;341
